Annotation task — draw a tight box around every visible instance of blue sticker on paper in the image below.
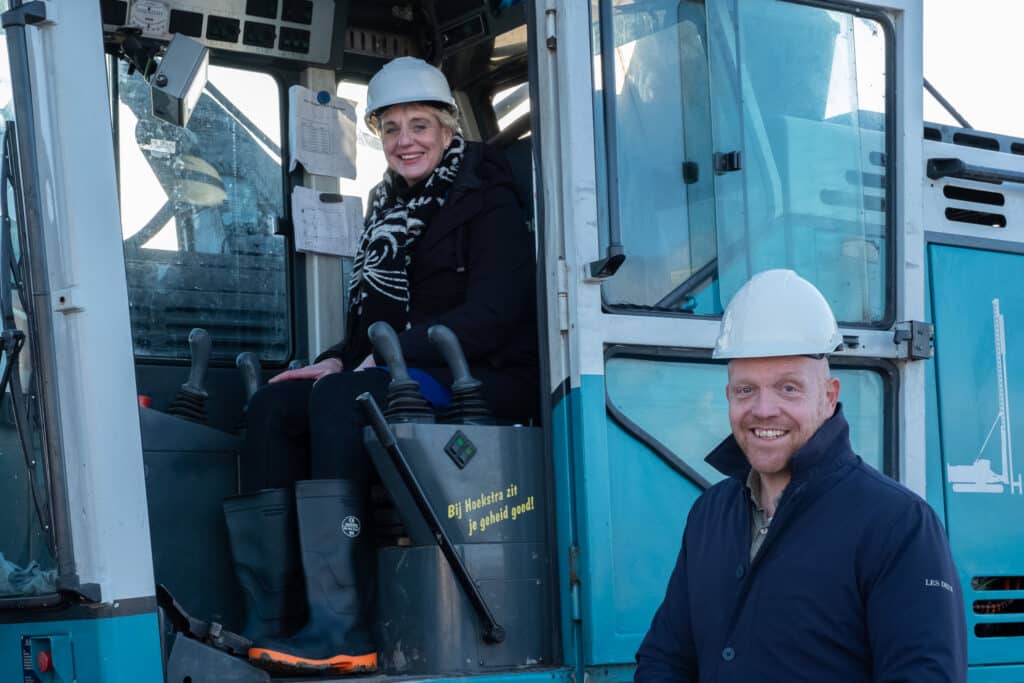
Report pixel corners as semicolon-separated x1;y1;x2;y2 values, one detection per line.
316;90;331;105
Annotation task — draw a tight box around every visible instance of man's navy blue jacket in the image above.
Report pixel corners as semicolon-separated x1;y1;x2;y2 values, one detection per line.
635;406;967;682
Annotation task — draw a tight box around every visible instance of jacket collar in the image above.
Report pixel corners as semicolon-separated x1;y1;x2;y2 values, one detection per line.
705;403;855;483
416;142;485;252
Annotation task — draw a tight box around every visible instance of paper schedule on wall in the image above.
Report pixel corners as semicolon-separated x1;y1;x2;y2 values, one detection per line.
288;85;357;179
291;186;363;257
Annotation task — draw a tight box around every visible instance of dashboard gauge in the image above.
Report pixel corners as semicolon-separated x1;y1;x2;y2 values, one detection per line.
129;0;171;36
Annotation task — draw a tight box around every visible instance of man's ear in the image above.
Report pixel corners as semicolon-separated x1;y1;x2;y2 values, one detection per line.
826;376;841;411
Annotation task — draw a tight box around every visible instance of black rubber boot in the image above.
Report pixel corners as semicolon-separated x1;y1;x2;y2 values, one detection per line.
222;488;307;642
248;479;377;674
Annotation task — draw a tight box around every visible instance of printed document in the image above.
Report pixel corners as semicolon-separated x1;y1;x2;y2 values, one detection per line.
288;85;357;179
291;186;363;257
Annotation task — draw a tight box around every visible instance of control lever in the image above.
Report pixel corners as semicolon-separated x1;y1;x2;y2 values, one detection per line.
368;321;434;423
427;325;494;425
235;352;262;402
168;328;210;424
234;352;262;434
357;392;505;644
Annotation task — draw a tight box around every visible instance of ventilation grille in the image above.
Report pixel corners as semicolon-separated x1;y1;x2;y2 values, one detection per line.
923;123;1024;155
972;576;1024;638
345;29;417;58
941;183;1008;229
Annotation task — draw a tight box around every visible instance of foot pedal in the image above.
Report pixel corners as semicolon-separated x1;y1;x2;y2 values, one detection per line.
157;584;251;657
167;633;270;682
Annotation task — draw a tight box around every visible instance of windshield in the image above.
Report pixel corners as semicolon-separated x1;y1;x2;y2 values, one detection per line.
117;63;289;362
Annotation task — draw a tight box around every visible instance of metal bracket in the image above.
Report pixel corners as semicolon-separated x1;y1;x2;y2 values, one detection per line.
893;321;934;360
1;1;54;29
585;249;626;281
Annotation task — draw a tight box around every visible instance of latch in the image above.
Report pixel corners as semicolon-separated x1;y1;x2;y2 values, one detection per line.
569;544;581;622
713;151;742;174
893;320;934;360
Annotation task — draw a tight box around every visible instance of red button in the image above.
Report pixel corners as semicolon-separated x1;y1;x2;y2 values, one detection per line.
138;395;152;408
37;651;52;673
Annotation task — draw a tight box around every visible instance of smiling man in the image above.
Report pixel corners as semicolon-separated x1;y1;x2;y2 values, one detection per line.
635;269;967;683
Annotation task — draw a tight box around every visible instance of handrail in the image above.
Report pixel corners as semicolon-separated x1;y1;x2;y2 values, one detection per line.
927;157;1024;185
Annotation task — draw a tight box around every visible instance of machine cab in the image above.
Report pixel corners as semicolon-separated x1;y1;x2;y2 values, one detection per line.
6;1;1024;682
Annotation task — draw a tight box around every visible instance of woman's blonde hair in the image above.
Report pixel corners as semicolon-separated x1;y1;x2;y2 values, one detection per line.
370;102;461;136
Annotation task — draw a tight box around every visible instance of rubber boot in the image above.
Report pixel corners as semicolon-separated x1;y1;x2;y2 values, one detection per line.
223;488;307;641
248;479;378;674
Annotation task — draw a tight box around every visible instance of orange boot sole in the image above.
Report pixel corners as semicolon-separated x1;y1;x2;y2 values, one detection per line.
249;647;378;674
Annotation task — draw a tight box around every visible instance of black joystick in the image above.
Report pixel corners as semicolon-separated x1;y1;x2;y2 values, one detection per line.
168;328;211;424
236;352;262;402
427;325;494;425
235;352;262;434
367;321;435;423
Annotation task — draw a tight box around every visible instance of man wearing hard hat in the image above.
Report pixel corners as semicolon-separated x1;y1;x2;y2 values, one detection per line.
635;270;967;682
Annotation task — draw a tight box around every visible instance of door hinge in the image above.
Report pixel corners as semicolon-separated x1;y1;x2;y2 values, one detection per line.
894;320;934;360
545;0;557;50
557;257;570;333
569;544;582;622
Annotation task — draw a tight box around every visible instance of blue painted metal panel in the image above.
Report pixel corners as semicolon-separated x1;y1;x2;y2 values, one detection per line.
585;663;636;683
929;244;1024;665
968;664;1024;682
574;373;703;665
0;612;163;682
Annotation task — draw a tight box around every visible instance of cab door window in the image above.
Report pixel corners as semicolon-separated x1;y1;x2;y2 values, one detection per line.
593;0;891;324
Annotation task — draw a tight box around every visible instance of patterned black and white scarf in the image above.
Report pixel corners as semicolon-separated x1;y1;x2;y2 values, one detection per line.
346;133;466;345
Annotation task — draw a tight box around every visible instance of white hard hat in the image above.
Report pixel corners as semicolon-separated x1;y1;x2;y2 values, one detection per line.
365;57;456;130
713;269;843;359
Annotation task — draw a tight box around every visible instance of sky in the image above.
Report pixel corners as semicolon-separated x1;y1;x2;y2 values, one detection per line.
923;0;1024;138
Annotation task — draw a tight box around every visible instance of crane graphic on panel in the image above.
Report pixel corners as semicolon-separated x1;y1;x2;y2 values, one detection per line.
947;299;1024;495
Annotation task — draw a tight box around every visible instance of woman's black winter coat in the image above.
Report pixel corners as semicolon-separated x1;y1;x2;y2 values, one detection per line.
319;141;539;422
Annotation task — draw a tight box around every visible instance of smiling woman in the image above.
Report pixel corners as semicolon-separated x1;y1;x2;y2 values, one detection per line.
231;56;540;673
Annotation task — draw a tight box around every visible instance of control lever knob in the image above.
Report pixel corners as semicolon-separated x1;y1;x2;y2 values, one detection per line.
427;324;493;425
368;322;413;384
235;352;262;401
427;325;481;393
183;327;211;397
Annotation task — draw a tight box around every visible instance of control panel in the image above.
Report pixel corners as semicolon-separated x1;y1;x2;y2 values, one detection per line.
101;0;335;65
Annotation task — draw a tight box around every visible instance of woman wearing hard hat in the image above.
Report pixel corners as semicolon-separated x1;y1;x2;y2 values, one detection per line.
225;57;538;674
